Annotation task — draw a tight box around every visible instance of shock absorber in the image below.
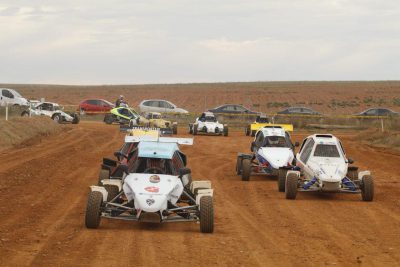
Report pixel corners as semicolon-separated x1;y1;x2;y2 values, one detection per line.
303;177;317;190
342;177;356;191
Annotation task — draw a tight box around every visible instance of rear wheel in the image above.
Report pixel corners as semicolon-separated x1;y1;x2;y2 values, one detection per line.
98;169;109;185
85;191;103;229
223;126;228;137
278;169;288;192
236;157;243;175
361;175;374;201
251;130;256;137
21;111;29;117
200;196;214;233
241;159;251;181
189;125;193;134
172;124;178;135
285;173;298;199
193;125;198;135
52;114;61;123
245;126;250;136
72;114;80;124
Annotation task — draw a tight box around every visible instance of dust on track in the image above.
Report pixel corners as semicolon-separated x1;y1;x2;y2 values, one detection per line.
0;122;399;266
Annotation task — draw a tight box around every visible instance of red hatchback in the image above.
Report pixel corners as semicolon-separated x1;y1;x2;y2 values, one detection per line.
79;99;115;114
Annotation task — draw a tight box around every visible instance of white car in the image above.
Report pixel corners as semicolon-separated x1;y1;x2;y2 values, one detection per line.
282;134;374;201
189;112;228;136
236;126;298;182
139;99;188;114
21;101;80;124
85;134;214;233
0;88;29;106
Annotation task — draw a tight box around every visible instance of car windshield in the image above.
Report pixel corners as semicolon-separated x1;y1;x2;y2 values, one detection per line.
11;90;22;97
205;116;216;122
314;144;340;157
54;105;61;111
103;100;113;106
256;117;269;123
262;136;290;148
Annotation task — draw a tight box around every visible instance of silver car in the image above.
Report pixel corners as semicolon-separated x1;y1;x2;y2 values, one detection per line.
139;99;188;114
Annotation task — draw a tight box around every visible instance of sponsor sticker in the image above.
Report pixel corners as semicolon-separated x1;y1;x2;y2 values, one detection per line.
149;175;160;183
146;199;155;206
144;186;159;193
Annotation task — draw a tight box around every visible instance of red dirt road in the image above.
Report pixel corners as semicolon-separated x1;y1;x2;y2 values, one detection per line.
0;122;399;266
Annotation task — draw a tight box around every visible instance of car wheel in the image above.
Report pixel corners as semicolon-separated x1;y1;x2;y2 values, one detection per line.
361;175;374;201
85;191;103;229
172;124;178;135
72;114;80;124
199;196;214;233
241;158;251;181
52;114;61;123
347;167;358;181
251;130;256;137
189;125;193;134
223;126;228;137
104;114;113;124
21;111;29;117
245;126;250;136
104;185;119;202
285;173;298;200
278;168;287;192
98;169;110;185
236;157;242;175
193;125;198;135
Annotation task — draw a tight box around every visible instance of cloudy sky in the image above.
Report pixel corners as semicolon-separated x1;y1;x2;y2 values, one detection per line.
0;0;399;84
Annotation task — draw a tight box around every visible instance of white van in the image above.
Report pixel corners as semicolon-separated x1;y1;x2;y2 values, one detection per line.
0;88;29;106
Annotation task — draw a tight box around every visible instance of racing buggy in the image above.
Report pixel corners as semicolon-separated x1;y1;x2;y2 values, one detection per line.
236;126;298;182
144;112;178;135
85;134;215;233
189;112;228;136
280;134;374;201
104;105;148;128
21;101;80;124
245;114;293;136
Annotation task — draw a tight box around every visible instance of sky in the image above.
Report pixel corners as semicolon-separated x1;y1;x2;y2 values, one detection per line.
0;0;399;84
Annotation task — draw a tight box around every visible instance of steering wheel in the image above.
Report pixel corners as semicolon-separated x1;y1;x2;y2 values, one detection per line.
144;167;165;174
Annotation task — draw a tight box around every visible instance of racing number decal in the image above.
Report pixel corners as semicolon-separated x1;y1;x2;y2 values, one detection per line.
144;186;159;193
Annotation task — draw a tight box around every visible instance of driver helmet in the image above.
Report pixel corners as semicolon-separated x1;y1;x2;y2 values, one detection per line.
119;95;124;100
267;136;279;145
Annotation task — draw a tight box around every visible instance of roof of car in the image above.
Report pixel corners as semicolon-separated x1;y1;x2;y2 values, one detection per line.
148;112;162;115
203;112;215;116
138;141;179;159
309;134;339;145
260;126;286;137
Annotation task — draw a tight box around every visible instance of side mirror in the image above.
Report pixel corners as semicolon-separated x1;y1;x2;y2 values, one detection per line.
347;158;354;164
295;142;300;147
179;167;191;177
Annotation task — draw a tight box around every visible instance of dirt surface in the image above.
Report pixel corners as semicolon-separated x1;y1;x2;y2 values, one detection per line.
2;81;400;114
0;122;399;266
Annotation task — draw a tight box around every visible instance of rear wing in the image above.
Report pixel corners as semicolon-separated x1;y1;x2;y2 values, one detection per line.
251;123;293;132
125;135;193;145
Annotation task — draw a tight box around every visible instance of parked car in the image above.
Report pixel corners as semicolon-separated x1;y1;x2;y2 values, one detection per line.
208;104;259;115
79;99;114;114
139;99;188;114
277;107;321;116
354;108;399;117
0;88;29;106
21;101;80;124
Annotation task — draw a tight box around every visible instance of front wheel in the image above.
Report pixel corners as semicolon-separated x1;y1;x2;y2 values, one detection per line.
193;125;198;135
241;158;251;181
236;157;242;175
172;124;178;135
21;111;29;117
72;114;80;124
245;126;250;136
285;173;298;199
104;114;114;124
278;169;287;192
200;196;214;233
52;114;61;123
85;191;103;229
361;175;374;201
223;127;228;137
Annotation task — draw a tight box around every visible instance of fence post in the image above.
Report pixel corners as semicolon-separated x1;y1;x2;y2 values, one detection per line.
381;118;384;132
5;103;8;121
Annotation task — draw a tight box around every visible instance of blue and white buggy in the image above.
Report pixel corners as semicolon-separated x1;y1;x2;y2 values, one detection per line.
85;132;215;233
236;126;298;182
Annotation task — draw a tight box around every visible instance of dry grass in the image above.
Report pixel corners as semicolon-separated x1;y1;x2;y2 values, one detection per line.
357;129;400;150
0;117;62;150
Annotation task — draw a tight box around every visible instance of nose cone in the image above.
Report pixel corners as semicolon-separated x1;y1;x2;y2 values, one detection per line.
136;194;168;213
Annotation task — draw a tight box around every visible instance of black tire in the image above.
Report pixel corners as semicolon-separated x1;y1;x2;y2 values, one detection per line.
223;127;228;137
72;114;80;124
245;126;250;136
189;125;193;134
278;168;287;192
200;196;214;233
52;114;61;123
285;173;298;199
104;114;114;124
193;125;198;135
361;175;374;201
104;185;119;201
21;111;29;117
241;159;251;181
98;169;109;185
251;130;256;137
236;157;242;175
85;191;103;229
173;124;178;135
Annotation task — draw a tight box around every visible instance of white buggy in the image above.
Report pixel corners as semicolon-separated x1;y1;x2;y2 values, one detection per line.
21;101;80;124
85;134;215;233
189;112;228;136
281;134;374;201
236;126;298;182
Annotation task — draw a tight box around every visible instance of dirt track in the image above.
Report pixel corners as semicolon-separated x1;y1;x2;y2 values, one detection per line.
0;122;399;266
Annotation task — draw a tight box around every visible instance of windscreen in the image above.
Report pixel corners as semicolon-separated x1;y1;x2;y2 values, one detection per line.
262;136;290;148
205;116;216;122
314;144;340;157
